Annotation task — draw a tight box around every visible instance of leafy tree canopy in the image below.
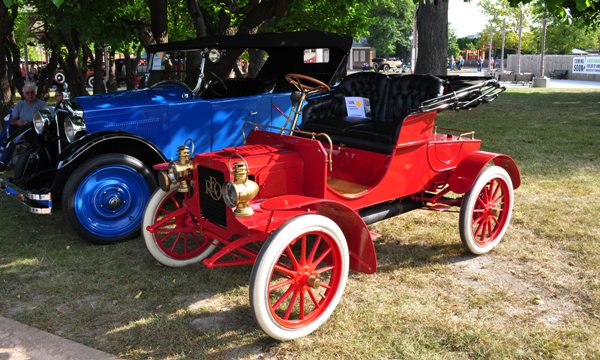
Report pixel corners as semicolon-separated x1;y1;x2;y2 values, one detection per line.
509;0;599;24
365;0;415;58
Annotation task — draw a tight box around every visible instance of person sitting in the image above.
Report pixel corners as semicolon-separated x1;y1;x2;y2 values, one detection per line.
11;82;47;128
0;82;47;171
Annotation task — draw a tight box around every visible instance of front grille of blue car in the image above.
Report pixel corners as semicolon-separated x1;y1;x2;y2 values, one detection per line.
198;166;227;227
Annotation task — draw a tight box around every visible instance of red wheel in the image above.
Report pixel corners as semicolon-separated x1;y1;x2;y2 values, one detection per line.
250;215;349;340
459;166;514;254
143;188;215;267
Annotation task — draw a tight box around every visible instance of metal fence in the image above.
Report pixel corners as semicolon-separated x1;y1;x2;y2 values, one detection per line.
506;54;600;81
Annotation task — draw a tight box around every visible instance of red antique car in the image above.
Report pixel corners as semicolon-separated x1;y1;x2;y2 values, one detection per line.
142;72;520;340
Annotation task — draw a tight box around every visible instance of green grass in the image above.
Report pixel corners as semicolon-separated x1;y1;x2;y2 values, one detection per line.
1;88;599;359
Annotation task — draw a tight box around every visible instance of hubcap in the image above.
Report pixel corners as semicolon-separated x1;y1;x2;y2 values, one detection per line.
471;177;510;246
148;191;211;260
267;231;343;328
108;195;123;210
74;164;150;238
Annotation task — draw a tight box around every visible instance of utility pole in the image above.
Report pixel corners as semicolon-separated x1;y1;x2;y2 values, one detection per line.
517;8;523;74
501;18;506;71
488;26;494;71
540;18;547;77
533;17;549;87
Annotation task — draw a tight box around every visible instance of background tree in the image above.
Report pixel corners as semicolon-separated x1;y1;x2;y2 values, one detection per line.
366;0;415;59
448;27;460;57
415;0;448;75
509;0;600;24
1;0;21;117
538;19;599;53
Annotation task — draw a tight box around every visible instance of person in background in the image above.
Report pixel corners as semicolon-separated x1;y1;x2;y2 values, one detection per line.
10;82;47;128
477;56;483;72
449;55;455;71
54;90;64;106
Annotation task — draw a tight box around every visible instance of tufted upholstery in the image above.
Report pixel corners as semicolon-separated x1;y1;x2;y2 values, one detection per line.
300;73;444;153
301;72;388;134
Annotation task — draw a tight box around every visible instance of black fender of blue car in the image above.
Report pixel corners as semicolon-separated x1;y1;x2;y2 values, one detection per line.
51;131;167;199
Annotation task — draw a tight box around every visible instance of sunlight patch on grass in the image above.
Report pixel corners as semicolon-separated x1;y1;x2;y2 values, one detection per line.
0;258;41;270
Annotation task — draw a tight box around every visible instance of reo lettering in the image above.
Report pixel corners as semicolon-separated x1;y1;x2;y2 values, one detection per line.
205;176;223;201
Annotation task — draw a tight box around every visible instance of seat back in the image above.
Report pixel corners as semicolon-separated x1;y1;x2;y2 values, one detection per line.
302;72;388;128
386;74;445;123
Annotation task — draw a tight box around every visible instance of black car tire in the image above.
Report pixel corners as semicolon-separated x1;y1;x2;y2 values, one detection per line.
383;64;390;71
62;153;157;245
87;75;94;88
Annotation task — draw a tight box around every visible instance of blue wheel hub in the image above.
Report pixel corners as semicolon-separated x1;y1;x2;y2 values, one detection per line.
74;164;151;239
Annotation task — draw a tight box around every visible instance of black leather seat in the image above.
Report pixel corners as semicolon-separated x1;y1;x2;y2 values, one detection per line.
301;72;388;135
300;73;444;154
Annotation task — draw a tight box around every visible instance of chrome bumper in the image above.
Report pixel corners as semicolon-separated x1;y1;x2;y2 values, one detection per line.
0;176;52;214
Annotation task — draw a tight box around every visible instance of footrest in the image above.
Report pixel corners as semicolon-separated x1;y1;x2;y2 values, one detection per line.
327;176;369;197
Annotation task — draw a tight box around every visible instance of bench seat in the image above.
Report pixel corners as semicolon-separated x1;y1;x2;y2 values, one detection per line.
301;72;444;154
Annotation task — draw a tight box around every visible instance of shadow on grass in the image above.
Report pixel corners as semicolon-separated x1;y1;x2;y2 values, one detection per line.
372;240;477;274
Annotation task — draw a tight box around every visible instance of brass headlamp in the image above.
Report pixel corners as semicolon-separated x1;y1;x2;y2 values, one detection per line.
158;140;194;193
222;155;259;217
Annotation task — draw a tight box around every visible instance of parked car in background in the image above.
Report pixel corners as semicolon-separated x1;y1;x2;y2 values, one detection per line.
0;31;352;244
372;57;403;71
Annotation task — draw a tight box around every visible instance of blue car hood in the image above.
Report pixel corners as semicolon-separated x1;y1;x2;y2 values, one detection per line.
75;83;189;113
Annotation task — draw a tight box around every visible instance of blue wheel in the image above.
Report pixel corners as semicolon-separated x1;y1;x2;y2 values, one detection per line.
62;153;157;244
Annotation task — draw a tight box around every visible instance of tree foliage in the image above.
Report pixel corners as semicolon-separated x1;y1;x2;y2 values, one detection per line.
509;0;600;25
365;0;415;58
479;0;600;54
448;27;459;56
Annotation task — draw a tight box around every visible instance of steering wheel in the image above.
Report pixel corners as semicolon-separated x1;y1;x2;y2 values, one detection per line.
204;71;228;97
285;73;330;94
150;80;193;93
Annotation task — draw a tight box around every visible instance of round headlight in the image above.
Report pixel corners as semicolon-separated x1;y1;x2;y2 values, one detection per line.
64;116;86;143
208;49;222;63
222;182;238;208
33;109;52;135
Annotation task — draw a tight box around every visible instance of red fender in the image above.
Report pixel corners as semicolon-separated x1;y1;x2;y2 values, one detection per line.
261;195;377;274
448;151;521;194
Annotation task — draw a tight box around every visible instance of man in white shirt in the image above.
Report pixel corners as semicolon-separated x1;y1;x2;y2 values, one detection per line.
11;82;47;128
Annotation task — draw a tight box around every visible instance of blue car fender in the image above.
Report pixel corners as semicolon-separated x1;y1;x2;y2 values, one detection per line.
51;131;167;197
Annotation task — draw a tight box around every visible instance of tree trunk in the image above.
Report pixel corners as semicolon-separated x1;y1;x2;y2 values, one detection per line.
7;34;23;98
93;45;106;94
186;0;208;37
149;0;168;44
247;49;265;78
61;31;88;97
124;50;139;90
415;0;448;76
37;50;59;101
106;50;118;92
1;2;16;117
236;0;292;35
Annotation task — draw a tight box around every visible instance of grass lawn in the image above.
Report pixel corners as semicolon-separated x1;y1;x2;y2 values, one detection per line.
1;87;599;359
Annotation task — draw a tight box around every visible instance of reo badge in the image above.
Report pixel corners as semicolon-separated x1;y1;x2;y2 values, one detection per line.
205;176;222;201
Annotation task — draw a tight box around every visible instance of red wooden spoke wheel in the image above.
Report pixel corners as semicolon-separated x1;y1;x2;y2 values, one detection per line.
143;188;215;267
459;166;514;255
250;215;349;340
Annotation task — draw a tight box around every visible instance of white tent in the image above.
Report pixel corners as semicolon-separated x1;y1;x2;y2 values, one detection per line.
571;48;588;55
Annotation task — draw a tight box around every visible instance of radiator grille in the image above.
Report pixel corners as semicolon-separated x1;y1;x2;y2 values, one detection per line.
198;166;227;227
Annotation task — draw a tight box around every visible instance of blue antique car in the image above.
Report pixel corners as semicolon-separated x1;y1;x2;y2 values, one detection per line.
0;31;352;244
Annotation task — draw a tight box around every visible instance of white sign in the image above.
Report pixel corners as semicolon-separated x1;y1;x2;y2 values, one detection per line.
572;56;600;74
345;97;371;119
152;52;164;71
